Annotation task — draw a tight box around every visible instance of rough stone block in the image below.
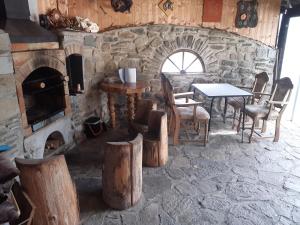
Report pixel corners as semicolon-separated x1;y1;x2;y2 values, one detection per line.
84;35;97;47
118;31;136;39
0;31;11;51
0;96;20;121
0;52;14;75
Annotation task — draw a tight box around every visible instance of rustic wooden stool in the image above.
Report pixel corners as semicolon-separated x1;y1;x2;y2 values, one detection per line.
15;155;79;225
129;99;157;136
102;134;143;210
143;111;168;167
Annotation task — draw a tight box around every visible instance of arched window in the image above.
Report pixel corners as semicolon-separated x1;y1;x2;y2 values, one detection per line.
161;50;204;74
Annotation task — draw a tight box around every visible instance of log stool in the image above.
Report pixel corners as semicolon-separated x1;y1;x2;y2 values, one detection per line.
15;155;79;225
102;134;143;210
143;111;168;167
129;99;157;136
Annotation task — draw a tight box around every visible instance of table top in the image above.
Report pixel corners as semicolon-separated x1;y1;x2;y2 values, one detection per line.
192;83;253;98
100;81;148;94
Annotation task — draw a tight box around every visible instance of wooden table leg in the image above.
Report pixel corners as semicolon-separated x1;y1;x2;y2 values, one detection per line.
135;93;142;113
127;94;135;122
108;93;116;128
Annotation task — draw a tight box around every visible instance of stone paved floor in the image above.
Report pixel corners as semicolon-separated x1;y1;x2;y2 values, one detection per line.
65;118;300;225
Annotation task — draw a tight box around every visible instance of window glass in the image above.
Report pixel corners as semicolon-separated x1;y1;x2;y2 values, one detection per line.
161;51;204;74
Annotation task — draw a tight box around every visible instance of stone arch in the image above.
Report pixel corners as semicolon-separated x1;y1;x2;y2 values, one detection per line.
63;41;83;57
15;55;67;84
24;117;74;159
14;55;71;136
147;35;224;80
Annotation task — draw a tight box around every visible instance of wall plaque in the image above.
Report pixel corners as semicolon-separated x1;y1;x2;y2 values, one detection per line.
235;0;258;28
202;0;223;22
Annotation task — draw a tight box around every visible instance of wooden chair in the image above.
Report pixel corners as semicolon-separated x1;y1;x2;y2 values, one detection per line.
161;73;210;145
224;72;269;130
143;110;168;167
129;99;157;135
240;77;293;143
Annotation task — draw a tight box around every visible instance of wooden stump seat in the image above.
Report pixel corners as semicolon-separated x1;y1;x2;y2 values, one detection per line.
129;99;157;136
143;110;168;167
102;134;143;210
15;155;79;225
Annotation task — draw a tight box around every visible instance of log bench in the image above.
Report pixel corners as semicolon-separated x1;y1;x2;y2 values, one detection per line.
102;134;143;210
15;155;79;225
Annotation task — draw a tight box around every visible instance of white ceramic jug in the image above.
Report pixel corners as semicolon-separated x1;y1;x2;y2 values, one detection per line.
125;68;136;83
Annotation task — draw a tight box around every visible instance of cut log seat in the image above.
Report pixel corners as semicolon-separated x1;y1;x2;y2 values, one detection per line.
102;134;143;210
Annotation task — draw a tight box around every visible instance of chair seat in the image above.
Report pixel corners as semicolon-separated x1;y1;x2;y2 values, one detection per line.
177;106;210;120
245;104;279;120
227;97;244;109
130;122;148;135
175;98;196;104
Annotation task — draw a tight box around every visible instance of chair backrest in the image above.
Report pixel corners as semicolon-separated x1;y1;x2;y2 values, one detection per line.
134;99;157;124
161;73;179;123
270;77;293;109
252;72;269;101
161;73;168;104
161;73;175;107
148;110;167;138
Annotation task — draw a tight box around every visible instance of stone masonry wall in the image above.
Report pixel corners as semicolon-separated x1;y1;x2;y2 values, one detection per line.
0;30;23;159
60;25;276;129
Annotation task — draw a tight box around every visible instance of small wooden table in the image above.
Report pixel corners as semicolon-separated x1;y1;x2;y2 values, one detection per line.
100;82;148;128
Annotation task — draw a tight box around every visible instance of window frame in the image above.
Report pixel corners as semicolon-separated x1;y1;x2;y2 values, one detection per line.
160;49;205;74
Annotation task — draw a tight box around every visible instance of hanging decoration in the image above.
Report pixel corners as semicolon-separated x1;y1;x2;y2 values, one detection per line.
158;0;174;17
235;0;258;28
202;0;223;22
111;0;133;13
40;9;100;33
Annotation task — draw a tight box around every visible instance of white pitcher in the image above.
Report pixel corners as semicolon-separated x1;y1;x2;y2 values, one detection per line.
125;68;136;83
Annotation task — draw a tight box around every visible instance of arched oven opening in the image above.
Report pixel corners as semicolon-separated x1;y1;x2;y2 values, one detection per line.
44;131;65;158
22;67;66;131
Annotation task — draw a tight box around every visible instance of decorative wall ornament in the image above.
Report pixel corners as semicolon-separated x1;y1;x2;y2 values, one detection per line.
111;0;133;13
202;0;223;22
41;9;100;33
235;0;258;28
158;0;174;17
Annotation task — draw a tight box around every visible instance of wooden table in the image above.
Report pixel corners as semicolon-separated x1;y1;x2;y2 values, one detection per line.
100;82;148;128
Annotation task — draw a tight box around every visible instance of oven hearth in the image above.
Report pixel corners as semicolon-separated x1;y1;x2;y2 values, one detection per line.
22;67;65;129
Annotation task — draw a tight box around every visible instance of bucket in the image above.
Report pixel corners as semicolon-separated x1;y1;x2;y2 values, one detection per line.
84;117;103;137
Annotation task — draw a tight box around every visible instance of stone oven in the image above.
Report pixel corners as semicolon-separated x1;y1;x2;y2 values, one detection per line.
0;0;75;158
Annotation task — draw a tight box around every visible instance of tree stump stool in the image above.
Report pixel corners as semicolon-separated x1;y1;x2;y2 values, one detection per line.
15;155;79;225
102;134;143;210
143;111;168;167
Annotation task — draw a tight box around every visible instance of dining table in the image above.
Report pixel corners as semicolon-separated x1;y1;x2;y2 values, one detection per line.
192;83;253;142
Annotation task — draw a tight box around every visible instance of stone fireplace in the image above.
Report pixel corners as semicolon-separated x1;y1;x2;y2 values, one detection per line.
13;50;72;136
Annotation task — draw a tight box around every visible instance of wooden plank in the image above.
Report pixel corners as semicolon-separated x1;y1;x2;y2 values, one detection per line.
37;0;280;46
11;42;59;52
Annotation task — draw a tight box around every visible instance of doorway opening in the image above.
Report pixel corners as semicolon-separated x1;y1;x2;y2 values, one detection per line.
280;16;300;124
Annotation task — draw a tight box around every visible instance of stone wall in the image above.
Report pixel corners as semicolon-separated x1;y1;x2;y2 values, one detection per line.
0;30;23;158
59;25;276;127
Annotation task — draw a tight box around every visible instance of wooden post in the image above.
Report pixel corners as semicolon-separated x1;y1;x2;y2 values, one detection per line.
143;111;168;167
108;93;116;128
127;94;135;122
102;134;142;210
15;155;79;225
